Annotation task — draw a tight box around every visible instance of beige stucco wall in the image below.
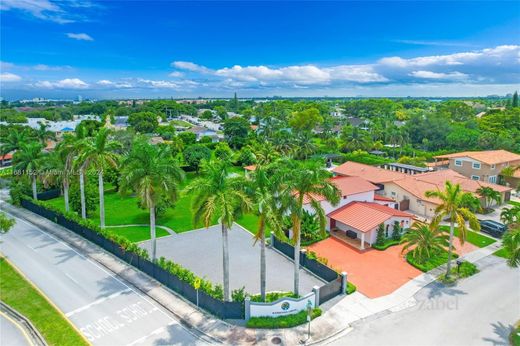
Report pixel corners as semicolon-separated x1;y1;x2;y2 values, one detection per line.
448;157;520;183
380;183;438;218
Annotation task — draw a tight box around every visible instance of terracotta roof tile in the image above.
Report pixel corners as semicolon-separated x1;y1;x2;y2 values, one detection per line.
332;161;407;183
434;150;520;165
302;176;378;204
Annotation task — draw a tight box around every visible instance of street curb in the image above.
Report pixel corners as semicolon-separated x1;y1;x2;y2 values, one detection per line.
0;301;48;346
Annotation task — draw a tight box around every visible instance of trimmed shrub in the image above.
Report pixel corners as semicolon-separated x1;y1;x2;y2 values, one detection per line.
246;308;322;329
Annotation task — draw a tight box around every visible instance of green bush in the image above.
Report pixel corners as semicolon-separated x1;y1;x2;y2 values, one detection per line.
372;239;400;250
69;182;99;217
376;223;385;246
231;286;247;303
9;179;31;205
250;291;297;303
246;308;322;329
406;250;459;272
346;282;357;295
439;261;479;283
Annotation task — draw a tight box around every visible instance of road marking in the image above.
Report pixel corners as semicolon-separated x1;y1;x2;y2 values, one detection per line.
64;272;79;285
66;288;132;317
0;310;36;346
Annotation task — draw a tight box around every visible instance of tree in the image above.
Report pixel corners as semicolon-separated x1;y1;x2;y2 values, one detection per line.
512;91;519;108
392;221;402;241
288;108;323;134
214;142;234;163
476;186;501;210
13;142;44;200
53;134;83;212
282;160;340;295
69;180;99;216
246;164;284;301
0;212;15;234
200;110;214;120
500;205;520;228
183;144;211;171
186;160;252;301
501;228;520;267
78;128;121;228
401;222;449;263
120;140;184;261
0;128;32;165
178;131;196;146
35;122;55;145
223;117;250;149
376;223;385;245
425;182;480;278
341;125;371;152
128;111;159;133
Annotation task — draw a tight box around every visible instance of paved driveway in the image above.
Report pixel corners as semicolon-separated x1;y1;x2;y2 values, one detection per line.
139;224;324;295
308;237;477;298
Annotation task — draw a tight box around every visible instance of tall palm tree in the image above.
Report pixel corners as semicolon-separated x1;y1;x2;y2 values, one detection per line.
120;140;184;261
246;164;284;301
401;221;449;263
476;186;501;210
186;160;252;301
55;134;84;212
0;128;32;166
35;122;55;145
341;126;370;152
77;128;121;228
501;228;520;268
500;205;520;227
425;181;480;278
13;142;44;200
282;160;340;295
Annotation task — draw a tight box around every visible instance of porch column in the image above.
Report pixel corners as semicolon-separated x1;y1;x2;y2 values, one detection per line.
361;232;365;250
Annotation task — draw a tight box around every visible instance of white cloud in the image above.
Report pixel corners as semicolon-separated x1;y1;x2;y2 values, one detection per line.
410;70;467;80
66;33;93;41
1;0;74;24
171;61;210;73
1;61;15;70
33;63;71;71
168;71;184;78
35;78;88;89
0;72;22;82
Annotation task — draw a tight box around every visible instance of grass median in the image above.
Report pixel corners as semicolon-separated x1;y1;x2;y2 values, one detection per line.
0;257;89;346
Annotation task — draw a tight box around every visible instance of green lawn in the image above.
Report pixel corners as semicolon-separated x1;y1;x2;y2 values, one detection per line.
170;119;193;128
406;250;459;272
493;248;509;259
43;171;261;241
0;258;89;346
440;226;496;248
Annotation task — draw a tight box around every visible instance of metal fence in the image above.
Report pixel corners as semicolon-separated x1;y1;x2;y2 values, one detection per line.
20;199;244;320
36;189;61;201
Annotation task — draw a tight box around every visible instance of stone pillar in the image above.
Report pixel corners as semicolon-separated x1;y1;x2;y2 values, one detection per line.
312;286;320;307
244;296;251;321
341;272;348;295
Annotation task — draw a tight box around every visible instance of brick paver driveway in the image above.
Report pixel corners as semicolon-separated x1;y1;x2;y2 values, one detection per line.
308;237;477;298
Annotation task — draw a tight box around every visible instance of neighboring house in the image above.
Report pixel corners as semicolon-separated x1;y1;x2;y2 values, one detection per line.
332;161;512;218
187;126;219;142
434;150;520;184
380;162;431;175
0;153;13;167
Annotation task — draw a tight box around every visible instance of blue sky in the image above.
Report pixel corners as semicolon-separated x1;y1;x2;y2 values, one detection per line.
1;1;519;99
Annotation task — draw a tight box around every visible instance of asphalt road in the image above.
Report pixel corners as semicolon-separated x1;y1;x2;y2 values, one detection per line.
0;314;31;346
0;211;205;346
328;255;520;346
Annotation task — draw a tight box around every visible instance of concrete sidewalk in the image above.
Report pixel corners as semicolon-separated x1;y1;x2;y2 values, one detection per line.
0;201;504;345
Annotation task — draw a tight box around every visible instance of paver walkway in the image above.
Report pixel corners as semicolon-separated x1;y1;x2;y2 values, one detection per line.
308;236;478;298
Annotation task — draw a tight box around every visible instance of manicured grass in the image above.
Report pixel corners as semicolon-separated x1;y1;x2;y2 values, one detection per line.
105;225;170;242
406;250;459;272
170;119;193;127
246;308;322;329
438;261;479;284
372;238;401;251
0;258;88;346
440;226;496;248
43;171;261;241
493;248;509;259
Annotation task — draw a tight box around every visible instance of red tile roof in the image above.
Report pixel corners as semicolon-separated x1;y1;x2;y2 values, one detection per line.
328;202;413;233
373;194;395;202
434;150;520;165
302;176;378;204
0;153;13;160
244;165;257;171
333;161;407;183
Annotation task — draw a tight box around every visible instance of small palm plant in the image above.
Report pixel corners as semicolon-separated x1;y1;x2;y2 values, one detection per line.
476;186;501;210
501;228;520;268
186;159;252;301
120;139;184;261
425;181;480;278
401;221;449;264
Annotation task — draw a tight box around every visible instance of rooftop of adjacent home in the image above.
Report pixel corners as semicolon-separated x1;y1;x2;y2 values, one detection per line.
434;150;520;165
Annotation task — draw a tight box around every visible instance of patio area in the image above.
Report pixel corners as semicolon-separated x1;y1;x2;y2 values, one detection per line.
139;224;324;295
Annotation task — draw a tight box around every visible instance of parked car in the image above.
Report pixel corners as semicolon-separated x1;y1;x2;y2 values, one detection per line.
478;219;507;238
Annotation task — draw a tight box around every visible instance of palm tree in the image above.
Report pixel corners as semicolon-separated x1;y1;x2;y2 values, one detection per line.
120;140;184;261
0;128;32;166
246;164;284;301
77;128;121;228
282;160;340;295
341;126;370;152
500;205;520;227
35;122;55;145
13;142;44;200
425;181;480;278
55;134;83;212
501;228;520;268
476;186;502;210
401;221;449;263
186;160;252;301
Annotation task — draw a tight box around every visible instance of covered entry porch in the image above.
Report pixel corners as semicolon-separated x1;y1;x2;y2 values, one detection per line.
330;225;372;250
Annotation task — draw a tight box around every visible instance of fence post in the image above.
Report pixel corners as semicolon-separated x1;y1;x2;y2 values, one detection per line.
270;233;274;248
244;296;251;321
300;248;307;268
341;272;348;295
313;286;320;307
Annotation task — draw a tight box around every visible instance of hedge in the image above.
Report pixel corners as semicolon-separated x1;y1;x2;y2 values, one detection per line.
246;308;322;329
346;282;357;295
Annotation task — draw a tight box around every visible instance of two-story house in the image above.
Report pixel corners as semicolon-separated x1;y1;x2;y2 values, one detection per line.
433;150;520;184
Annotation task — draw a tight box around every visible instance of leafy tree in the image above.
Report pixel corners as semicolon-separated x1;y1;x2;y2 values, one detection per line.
0;212;15;234
237;147;256;166
401;222;449;263
512;91;519;108
281;160;340;295
289;108;323;134
13;142;45;200
438;100;474;122
186;160;252;301
69;180;99;217
200;110;213;120
178;131;196;146
128;111;159;133
341;125;371;152
214;106;228;120
183;144;211;171
76;120;102;137
223;117;250;149
120;140;184;261
426;182;480;278
214;142;234;163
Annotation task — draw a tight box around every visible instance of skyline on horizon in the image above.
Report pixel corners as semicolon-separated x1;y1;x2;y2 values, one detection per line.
1;1;520;100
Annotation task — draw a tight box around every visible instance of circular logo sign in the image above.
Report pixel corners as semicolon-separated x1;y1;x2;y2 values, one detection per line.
281;302;290;311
